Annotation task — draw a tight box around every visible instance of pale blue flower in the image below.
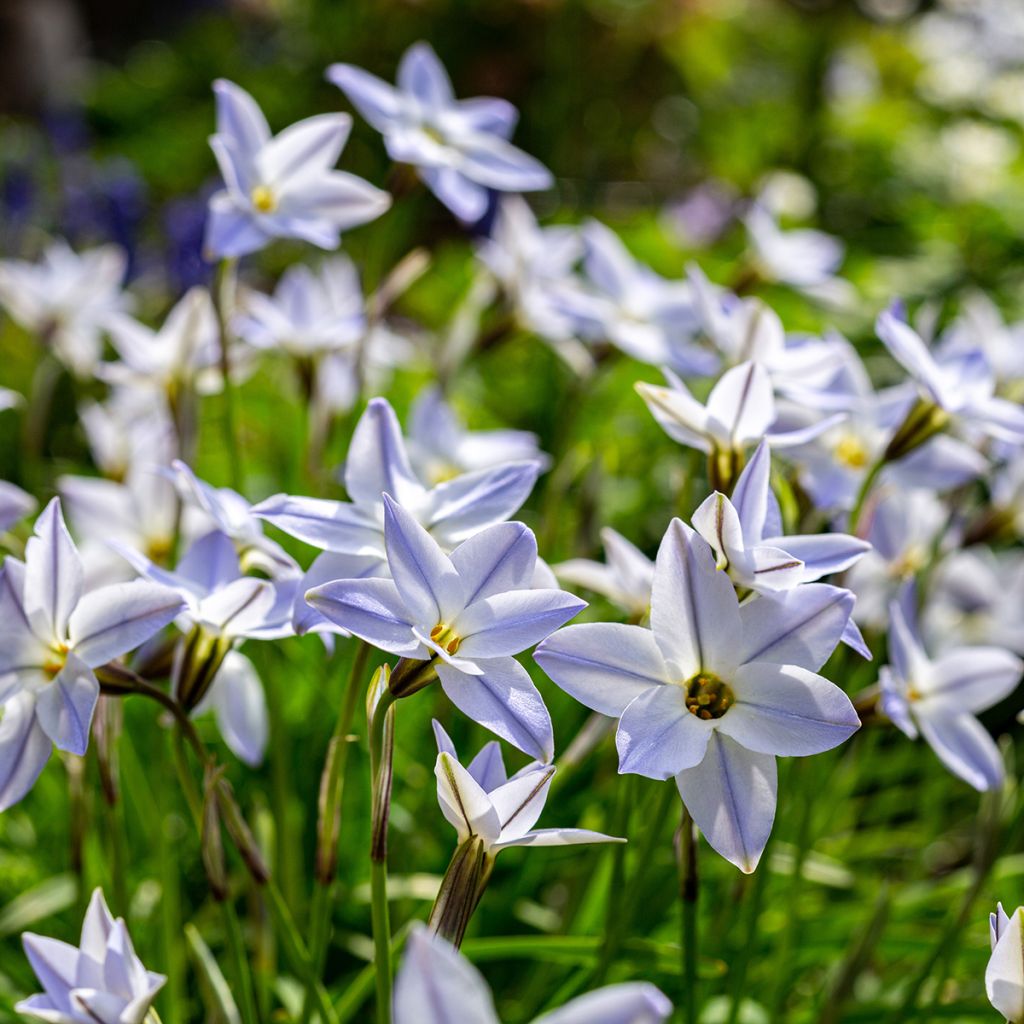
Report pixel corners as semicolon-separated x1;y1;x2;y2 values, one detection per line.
744;203;855;306
235;256;366;359
307;495;585;760
204;79;391;259
636;361;843;463
99;287;221;402
879;600;1021;792
17;888;165;1024
0;500;183;808
252;396;542;564
394;924;671;1024
987;903;1024;1024
432;721;622;854
407;386;551;485
327;42;552;222
0;240;129;376
877;305;1024;445
560;221;717;377
536;519;860;872
554;527;654;622
691;440;870;592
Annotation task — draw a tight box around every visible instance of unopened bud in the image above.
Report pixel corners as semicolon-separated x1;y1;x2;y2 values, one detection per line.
173;625;232;712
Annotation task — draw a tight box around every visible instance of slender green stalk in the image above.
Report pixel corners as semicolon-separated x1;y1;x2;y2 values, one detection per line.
725;842;771;1024
592;775;634;985
221;896;259;1024
847;457;884;535
264;669;298;909
368;688;397;1024
678;806;698;1024
213;257;243;491
300;642;371;1024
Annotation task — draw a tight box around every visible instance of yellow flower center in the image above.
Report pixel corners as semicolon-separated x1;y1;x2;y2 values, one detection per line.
684;672;735;720
251;185;277;213
430;623;462;656
892;545;927;579
834;433;869;469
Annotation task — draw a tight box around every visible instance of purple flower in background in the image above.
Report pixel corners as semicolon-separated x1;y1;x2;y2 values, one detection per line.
328;42;552;223
394;924;671;1024
204;79;391;259
17;888;166;1024
308;496;585;760
0;500;184;809
0;480;35;534
537;519;859;871
879;600;1021;792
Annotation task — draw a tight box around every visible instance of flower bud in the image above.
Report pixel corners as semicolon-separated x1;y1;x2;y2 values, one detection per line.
428;837;494;949
884;397;950;463
173;625;232;712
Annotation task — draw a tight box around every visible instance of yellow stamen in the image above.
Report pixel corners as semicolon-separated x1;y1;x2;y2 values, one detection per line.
251;185;277;213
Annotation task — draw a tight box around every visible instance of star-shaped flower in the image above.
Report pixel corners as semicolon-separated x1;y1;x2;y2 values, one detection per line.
18;889;166;1024
879;600;1021;792
204;79;391;259
0;500;183;809
327;42;552;222
536;519;860;871
307;496;585;760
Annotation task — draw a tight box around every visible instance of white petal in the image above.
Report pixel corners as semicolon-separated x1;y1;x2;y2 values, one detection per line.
616;685;712;780
986;907;1024;1023
535;622;670;717
434;752;502;847
718;662;859;757
34;654;99;756
676;732;777;873
649;519;741;679
24;498;83;643
917;711;1004;792
0;693;52;811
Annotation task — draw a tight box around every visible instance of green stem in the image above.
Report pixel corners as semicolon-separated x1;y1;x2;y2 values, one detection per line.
301;642;371;1024
592;775;634;985
221;896;259;1024
369;689;397;1024
724;842;771;1024
847;458;884;535
678;806;698;1024
213;257;243;492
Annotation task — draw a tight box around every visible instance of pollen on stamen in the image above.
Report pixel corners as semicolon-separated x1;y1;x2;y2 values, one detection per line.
446;638;461;655
251;185;277;213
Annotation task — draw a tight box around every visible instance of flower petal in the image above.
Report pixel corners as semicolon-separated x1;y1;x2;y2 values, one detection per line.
251;494;383;555
917;711;1004;791
393;925;499;1024
450;522;538;605
397;42;455;108
426;462;542;548
765;532;871;582
326;63;402;133
383;494;463;626
434;752;502;846
208;652;267;767
34;654;99;756
738;584;854;672
986;907;1024;1023
344;397;423;508
675;732;777;873
67;581;184;668
0;692;52;811
455;589;586;659
437;658;554;762
616;684;712;780
923;647;1023;714
305;578;419;655
705;361;774;446
532;983;672;1024
535;622;670;717
649;519;741;679
23;498;83;644
718;662;860;756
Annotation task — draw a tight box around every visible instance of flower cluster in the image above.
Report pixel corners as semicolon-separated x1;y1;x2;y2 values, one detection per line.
1;25;1024;1024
